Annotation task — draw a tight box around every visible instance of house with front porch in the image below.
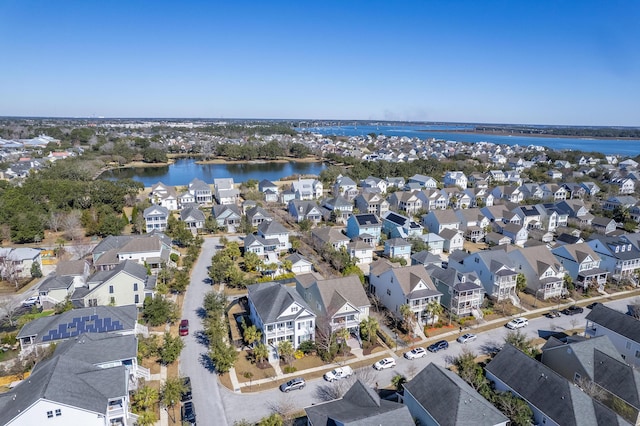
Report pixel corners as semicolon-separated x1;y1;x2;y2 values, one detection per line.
443;171;467;189
247;282;315;350
188;178;212;204
295;275;369;335
439;228;465;253
416;188;449;211
148;181;178;210
421;210;460;234
38;275;75;308
246;205;273;227
2;333;144;426
540;183;568;201
387;191;423;215
257;220;290;253
360;175;388;193
214;178;240;205
368;260;442;325
143;205;169;233
407;174;438;189
320;195;353;223
556;199;594;227
585;304;640;368
292;178;323;200
589;235;640;282
496;222;528;246
259;179;279;194
449;250;518;301
491;185;524;204
311;227;349;250
503;245;565;299
211;204;242;230
288;200;323;224
332;175;358;200
551;243;608;292
354;192;390;217
455;208;490;242
179;204;205;232
426;265;484;317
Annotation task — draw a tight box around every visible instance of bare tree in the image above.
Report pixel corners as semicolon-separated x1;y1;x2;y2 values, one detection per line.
0;297;23;327
68;237;94;260
61;210;83;241
47;212;64;232
575;377;606;400
0;257;20;289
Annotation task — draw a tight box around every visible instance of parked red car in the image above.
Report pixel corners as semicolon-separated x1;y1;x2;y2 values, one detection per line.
179;319;189;336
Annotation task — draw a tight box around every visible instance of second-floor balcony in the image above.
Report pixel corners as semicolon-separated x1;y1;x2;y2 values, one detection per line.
331;314;360;331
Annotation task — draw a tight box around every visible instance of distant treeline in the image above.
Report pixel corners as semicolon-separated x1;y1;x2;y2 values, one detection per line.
475;126;640;139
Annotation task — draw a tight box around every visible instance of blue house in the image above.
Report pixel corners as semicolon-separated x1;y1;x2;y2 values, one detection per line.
382;211;423;239
345;214;382;247
384;238;412;263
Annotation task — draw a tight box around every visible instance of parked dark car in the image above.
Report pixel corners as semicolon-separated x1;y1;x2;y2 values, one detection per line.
181;401;196;425
586;302;600;309
279;377;306;392
427;340;449;352
181;377;192;402
562;305;584;316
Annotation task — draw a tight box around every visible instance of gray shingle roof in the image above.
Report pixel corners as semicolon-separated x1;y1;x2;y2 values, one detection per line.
586;303;640;343
305;379;414;426
486;344;630;426
55;259;88;276
39;275;74;291
247;282;314;324
404;363;508;426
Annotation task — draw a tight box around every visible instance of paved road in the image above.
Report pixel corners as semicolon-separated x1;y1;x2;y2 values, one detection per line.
179;236;229;426
217;296;640;425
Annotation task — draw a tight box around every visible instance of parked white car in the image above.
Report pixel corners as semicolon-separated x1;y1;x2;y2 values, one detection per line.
323;366;353;382
506;317;528;329
373;357;397;370
456;333;477;344
22;296;39;307
404;347;427;360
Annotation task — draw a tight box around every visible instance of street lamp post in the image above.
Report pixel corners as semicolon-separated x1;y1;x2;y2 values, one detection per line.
394;332;398;350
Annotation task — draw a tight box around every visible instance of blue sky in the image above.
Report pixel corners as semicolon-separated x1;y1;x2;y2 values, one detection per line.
1;1;639;125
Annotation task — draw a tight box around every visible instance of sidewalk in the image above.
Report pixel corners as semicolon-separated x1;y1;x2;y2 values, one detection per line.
226;288;640;393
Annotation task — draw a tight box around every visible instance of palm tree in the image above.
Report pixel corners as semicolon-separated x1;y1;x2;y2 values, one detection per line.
399;303;414;335
360;316;379;344
426;300;443;327
277;340;295;366
391;374;407;392
336;327;350;358
253;342;269;366
133;385;159;412
243;324;262;348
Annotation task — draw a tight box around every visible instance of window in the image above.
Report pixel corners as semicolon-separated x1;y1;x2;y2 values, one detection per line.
627;341;632;350
110;297;115;305
387;289;391;296
134;294;139;304
291;306;298;312
109;285;114;294
47;411;53;418
574;372;581;382
55;409;61;417
635;350;640;359
134;283;138;291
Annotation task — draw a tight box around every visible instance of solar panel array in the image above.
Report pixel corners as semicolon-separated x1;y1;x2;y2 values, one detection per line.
41;314;124;342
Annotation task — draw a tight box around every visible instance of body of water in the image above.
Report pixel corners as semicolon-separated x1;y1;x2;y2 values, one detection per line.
101;158;326;187
300;125;640;156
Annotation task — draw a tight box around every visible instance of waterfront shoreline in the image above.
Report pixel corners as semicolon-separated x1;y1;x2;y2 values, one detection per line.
421;129;637;141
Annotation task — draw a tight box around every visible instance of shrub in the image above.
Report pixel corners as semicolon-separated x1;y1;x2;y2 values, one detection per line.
377;329;395;348
298;340;317;354
170;253;179;263
294;350;304;360
283;365;297;374
1;333;17;345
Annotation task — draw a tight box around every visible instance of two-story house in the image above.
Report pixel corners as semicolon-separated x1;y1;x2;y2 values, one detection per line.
247;282;315;352
71;260;153;308
292;178;323;200
346;239;374;265
426;265;484;317
91;233;176;273
591;235;640;282
288;200;323;224
369;260;442;325
449;250;518;302
384;238;411;263
143;205;169;233
382;211;423;239
148;181;178;211
455;208;490;242
503;245;565;299
443;171;468;189
320;195;353;223
257;220;290;253
2;333;143;426
345;214;382;246
179;204;205;232
407;174;438;189
211;204;242;230
332;175;358;200
354;192;390;217
188;178;212;204
360;175;388;194
551;243;608;292
0;247;42;280
421;210;460;235
213;177;240;205
311;227;350;250
295;274;370;336
387;191;423;215
246;205;273;227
